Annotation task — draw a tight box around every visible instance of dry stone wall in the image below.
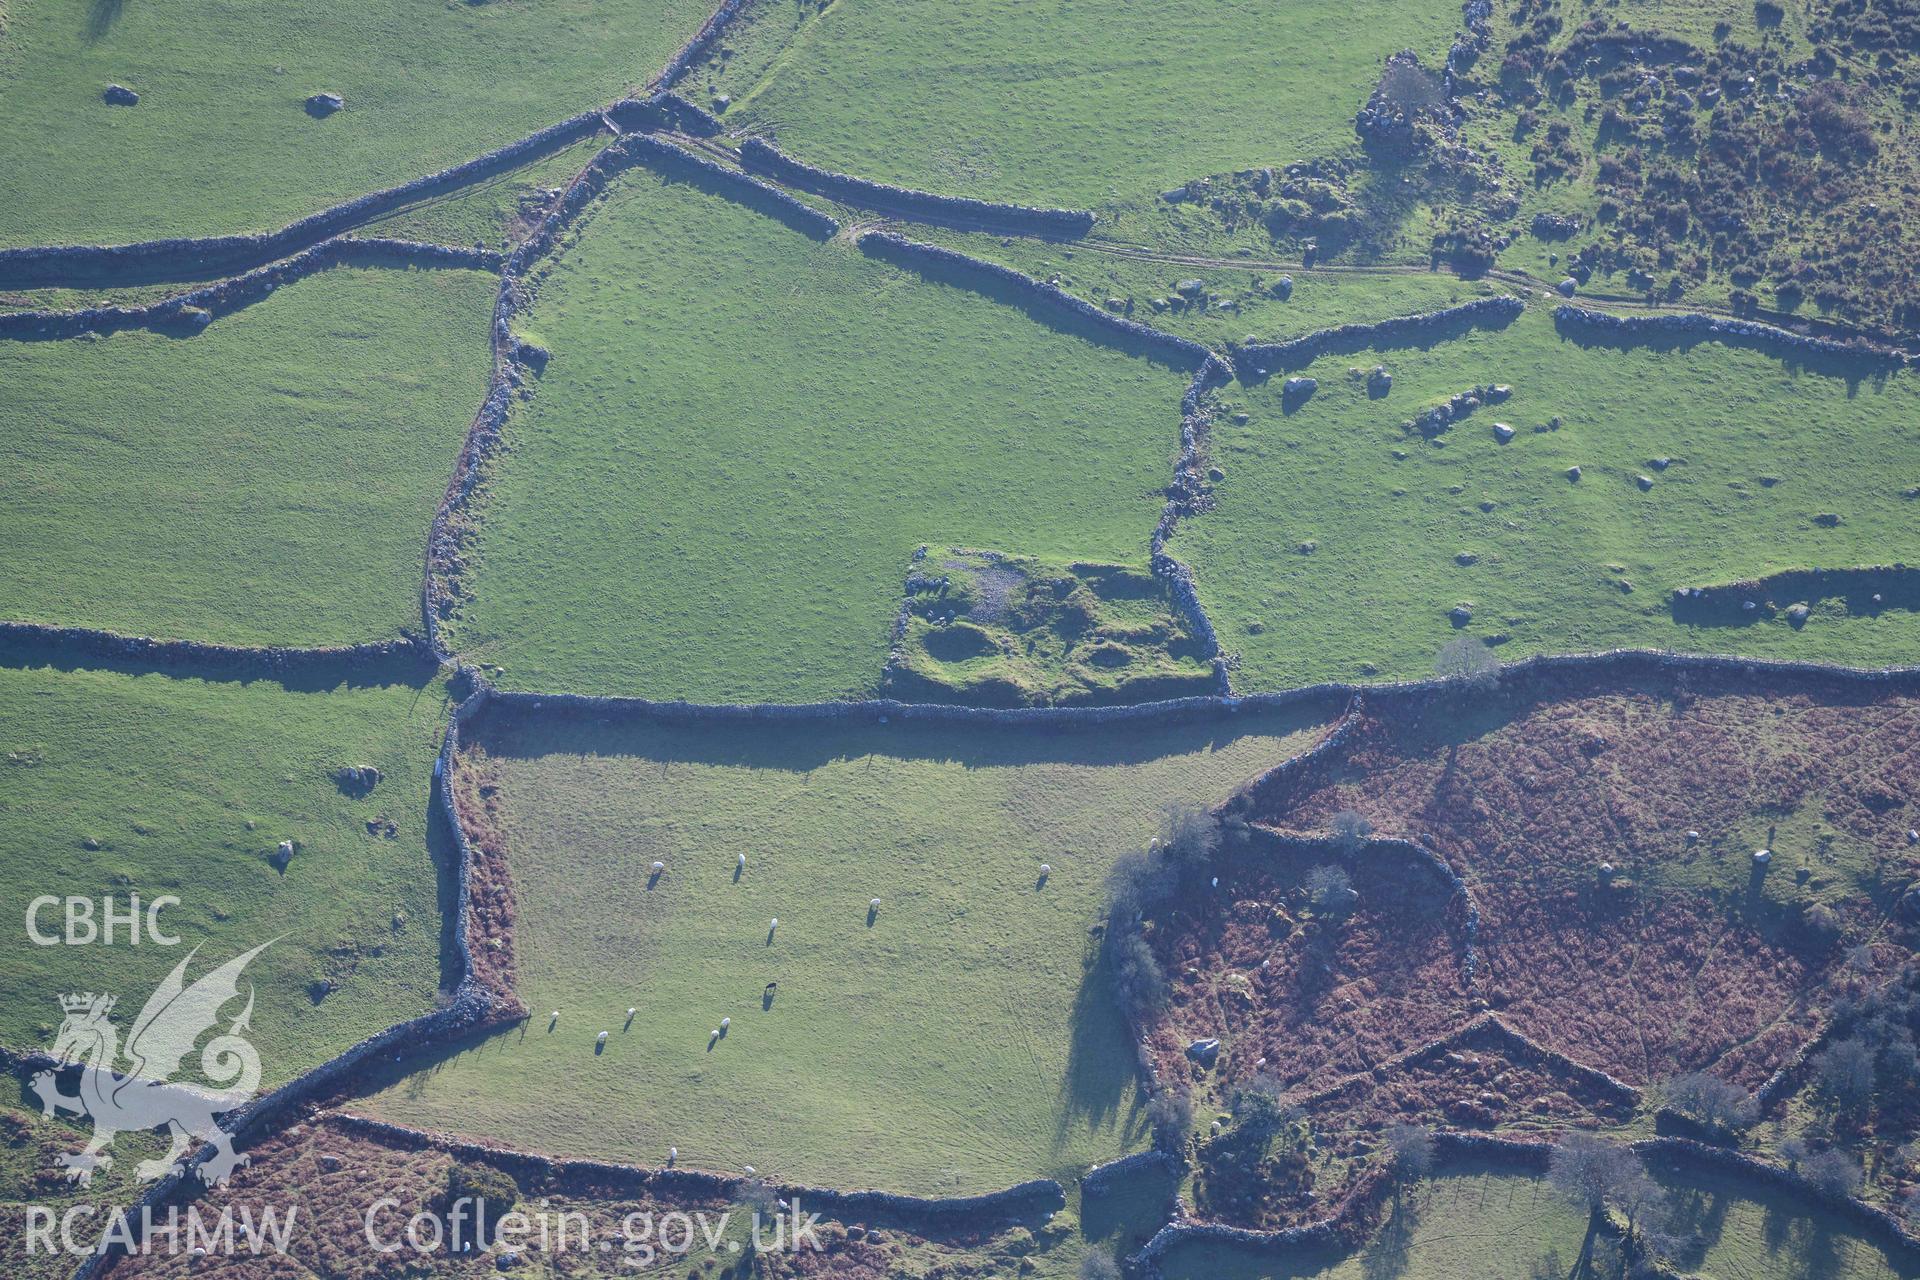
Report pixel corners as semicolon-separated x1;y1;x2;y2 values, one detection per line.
740;137;1096;237
1236;294;1523;375
0;112;605;289
857;231;1215;369
1554;303;1911;366
0;238;499;340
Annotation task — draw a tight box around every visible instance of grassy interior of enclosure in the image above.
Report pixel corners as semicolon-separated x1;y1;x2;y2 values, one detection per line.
354;133;610;251
1158;1156;1918;1280
925;230;1488;348
0;0;712;247
354;704;1333;1194
448;165;1191;701
1165;302;1920;691
883;552;1216;707
0;264;495;646
696;0;1462;214
0;660;454;1086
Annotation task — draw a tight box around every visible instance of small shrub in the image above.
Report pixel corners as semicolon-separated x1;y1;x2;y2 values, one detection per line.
1434;635;1501;690
1386;1122;1436;1181
1663;1071;1758;1133
1305;864;1356;915
1801;1148;1864;1198
1079;1249;1123;1280
1330;809;1372;853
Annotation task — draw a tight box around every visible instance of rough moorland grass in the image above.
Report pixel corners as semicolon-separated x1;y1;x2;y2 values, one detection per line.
1159;1157;1918;1279
930;231;1484;349
0;1098;166;1280
1168;302;1920;690
705;0;1461;214
0;660;453;1086
356;704;1332;1194
449;166;1191;700
0;265;495;646
0;0;711;248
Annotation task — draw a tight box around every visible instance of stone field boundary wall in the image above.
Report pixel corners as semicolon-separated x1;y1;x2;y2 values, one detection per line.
1235;293;1525;375
0;112;608;289
1554;303;1914;367
739;136;1096;237
322;1110;1068;1230
857;231;1216;370
0;238;500;340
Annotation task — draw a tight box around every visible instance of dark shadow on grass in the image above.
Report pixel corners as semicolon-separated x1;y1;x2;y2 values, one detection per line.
1670;566;1920;629
0;629;438;693
1052;947;1149;1159
462;696;1342;774
429;777;466;993
86;0;127;41
631;145;840;244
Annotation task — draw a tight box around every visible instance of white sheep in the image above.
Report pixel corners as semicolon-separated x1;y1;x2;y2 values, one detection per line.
720;1017;731;1030
597;1031;608;1046
668;1146;678;1165
870;897;882;909
652;860;666;873
1039;863;1051;876
739;852;748;867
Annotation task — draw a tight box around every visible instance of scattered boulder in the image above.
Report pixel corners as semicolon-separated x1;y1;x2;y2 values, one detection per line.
1282;375;1317;402
1492;422;1515;443
1636;474;1654;491
1456;551;1478;565
1488;385;1512;402
332;764;383;796
1186;1037;1221;1067
1786;603;1810;627
305;92;346;117
1531;211;1581;239
1812;512;1842;527
1448;604;1474;626
1270;275;1294;300
274;840;297;870
103;84;140;106
1566;465;1582;481
1175;279;1206;298
1558;277;1579;296
1650;456;1671;470
1367;365;1391;395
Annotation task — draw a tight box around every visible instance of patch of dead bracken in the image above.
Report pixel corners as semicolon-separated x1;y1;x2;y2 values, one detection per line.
448;750;524;1020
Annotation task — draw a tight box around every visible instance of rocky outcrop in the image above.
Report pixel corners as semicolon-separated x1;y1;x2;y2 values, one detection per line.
740;137;1095;237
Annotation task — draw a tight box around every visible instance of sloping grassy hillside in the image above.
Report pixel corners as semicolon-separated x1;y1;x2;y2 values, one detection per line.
0;264;495;646
0;0;711;247
354;703;1332;1194
1168;302;1920;690
0;658;453;1085
699;0;1461;214
449;165;1191;699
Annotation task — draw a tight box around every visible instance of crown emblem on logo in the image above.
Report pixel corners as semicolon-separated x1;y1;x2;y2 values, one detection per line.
60;992;112;1015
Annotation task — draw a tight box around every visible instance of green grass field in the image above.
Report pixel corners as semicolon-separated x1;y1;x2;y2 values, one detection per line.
0;264;495;646
448;164;1192;700
1161;1158;1920;1280
0;0;711;248
1167;301;1920;690
0;659;453;1086
355;704;1331;1193
700;0;1461;214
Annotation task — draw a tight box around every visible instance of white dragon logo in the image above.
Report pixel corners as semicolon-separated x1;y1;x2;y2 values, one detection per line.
29;942;270;1186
